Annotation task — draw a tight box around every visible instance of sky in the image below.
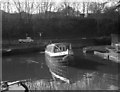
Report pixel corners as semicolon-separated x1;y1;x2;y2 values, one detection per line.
0;0;119;13
1;0;119;3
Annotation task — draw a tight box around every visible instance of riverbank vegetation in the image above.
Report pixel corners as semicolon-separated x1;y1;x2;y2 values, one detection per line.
2;13;119;40
1;1;120;41
2;38;95;56
1;1;119;51
2;1;119;57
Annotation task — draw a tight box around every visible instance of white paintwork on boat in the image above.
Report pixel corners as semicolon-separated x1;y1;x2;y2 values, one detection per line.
45;43;73;57
5;49;12;52
45;49;69;57
9;84;25;91
49;69;70;83
1;81;25;91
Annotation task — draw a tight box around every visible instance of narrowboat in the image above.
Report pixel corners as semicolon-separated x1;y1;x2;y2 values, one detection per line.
45;43;74;83
45;43;74;64
45;43;74;57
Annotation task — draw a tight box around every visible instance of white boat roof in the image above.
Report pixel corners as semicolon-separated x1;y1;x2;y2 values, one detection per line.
47;43;70;47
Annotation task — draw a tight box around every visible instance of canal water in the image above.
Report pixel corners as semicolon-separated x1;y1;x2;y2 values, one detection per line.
2;52;52;81
2;49;120;89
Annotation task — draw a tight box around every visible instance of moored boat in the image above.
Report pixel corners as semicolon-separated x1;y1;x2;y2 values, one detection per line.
45;43;74;64
45;43;74;83
45;43;74;57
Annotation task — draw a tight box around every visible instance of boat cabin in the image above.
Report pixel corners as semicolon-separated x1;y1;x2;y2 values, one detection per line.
45;43;73;57
46;43;72;53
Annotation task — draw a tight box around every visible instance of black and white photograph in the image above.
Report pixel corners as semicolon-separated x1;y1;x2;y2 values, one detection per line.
0;0;120;91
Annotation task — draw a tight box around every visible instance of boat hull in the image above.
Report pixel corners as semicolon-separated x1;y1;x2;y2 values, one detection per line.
45;53;74;83
45;53;74;66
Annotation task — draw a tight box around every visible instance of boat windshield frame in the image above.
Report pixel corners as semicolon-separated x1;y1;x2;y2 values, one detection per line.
46;43;72;53
54;45;68;53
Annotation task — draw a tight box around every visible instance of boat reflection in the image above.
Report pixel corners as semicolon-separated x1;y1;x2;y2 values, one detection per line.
45;53;119;90
45;52;72;83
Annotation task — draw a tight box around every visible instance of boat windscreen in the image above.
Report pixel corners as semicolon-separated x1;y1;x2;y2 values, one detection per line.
54;45;68;53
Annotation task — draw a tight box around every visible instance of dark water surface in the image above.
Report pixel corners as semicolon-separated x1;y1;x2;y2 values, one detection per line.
2;49;120;89
2;52;52;81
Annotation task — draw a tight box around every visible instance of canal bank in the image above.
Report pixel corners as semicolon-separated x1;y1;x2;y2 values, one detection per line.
2;40;49;56
2;38;94;56
2;37;110;56
2;46;45;56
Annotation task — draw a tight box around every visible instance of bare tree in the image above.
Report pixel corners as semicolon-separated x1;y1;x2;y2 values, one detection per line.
13;0;24;13
12;0;37;37
58;0;70;10
86;2;90;15
35;0;55;18
36;1;43;14
71;2;81;16
2;2;7;12
1;1;11;13
40;0;55;12
57;0;73;16
116;0;120;13
6;0;10;13
24;0;34;14
88;2;108;14
23;0;35;23
103;1;120;13
13;0;37;21
82;2;86;14
0;1;2;10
